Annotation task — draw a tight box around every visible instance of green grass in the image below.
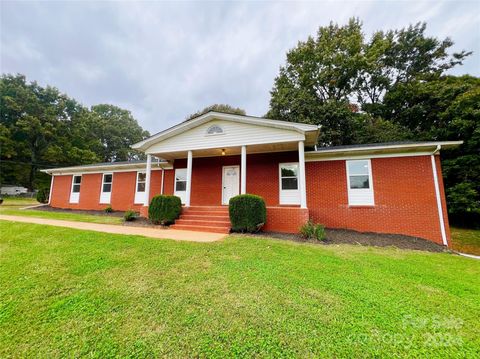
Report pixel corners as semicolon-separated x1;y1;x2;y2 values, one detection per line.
451;227;480;256
0;197;122;225
1;222;479;357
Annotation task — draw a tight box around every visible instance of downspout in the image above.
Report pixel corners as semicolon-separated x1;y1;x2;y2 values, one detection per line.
161;168;165;195
48;174;54;205
430;145;448;246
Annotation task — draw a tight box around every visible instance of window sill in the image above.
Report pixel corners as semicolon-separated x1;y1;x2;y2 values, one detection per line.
348;205;375;208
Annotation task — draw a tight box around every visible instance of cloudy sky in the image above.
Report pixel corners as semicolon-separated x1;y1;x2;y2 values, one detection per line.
1;1;479;134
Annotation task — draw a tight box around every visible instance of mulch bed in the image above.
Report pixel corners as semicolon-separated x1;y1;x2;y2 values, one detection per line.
29;206;447;252
244;229;448;253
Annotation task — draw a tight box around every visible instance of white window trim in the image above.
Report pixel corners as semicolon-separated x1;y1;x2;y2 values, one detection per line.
99;172;113;204
134;171;146;204
69;174;82;204
279;162;300;205
346;159;375;206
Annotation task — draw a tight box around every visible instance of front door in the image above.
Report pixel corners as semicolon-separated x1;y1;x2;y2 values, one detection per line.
222;166;239;205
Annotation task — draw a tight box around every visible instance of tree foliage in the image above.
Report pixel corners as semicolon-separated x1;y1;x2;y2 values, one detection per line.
268;19;477;227
186;104;246;121
0;74;149;190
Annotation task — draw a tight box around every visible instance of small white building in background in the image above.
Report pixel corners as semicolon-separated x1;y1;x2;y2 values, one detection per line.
0;185;29;196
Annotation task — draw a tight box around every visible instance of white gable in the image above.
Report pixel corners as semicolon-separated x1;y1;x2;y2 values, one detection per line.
145;119;305;154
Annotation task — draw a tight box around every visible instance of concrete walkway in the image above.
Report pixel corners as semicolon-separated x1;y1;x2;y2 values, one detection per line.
0;215;226;242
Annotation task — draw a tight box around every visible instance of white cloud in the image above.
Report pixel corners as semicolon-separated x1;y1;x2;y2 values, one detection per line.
1;0;478;133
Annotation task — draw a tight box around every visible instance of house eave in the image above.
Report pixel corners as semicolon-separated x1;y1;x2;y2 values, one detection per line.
305;141;463;161
41;161;172;176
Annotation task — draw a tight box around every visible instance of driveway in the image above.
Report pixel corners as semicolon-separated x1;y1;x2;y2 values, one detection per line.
0;215;225;242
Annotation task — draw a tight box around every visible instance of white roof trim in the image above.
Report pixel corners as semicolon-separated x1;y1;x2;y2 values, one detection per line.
132;112;319;151
305;141;463;161
41;161;172;175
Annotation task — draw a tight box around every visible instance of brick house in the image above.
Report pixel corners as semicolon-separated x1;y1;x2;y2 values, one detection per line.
42;111;462;246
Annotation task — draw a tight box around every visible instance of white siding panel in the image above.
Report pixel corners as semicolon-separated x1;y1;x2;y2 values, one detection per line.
134;192;145;204
348;189;374;206
147;120;304;153
280;189;301;205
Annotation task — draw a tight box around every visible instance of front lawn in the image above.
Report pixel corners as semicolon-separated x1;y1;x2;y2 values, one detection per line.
451;227;480;256
0;197;122;225
1;222;479;357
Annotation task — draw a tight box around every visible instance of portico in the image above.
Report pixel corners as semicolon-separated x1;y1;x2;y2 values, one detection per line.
134;112;319;210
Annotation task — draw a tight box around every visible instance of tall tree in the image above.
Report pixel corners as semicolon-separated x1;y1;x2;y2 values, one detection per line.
267;18;364;145
268;19;470;145
267;19;476;227
186;104;246;121
0;74;149;189
87;104;149;162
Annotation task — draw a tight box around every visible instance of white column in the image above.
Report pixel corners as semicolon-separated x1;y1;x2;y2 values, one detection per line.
186;150;193;207
241;145;247;194
144;154;152;206
298;141;307;209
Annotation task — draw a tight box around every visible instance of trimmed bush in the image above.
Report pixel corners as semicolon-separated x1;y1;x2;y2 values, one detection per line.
300;220;326;241
36;188;49;204
148;195;182;225
124;210;137;221
229;194;266;233
104;205;113;213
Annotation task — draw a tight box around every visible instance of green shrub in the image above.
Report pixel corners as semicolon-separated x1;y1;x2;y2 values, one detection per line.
229;194;266;233
300;220;326;241
36;188;49;204
104;205;113;213
124;210;137;221
148;195;182;225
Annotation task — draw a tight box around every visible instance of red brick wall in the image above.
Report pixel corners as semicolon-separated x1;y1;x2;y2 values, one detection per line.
48;153;451;245
306;155;450;245
173;152;299;206
264;207;309;233
50;175;73;208
50;170;169;212
163;169;175;195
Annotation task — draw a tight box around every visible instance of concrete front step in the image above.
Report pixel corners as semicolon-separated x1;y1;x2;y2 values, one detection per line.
175;206;231;233
175;219;231;226
181;211;229;217
180;214;230;221
183;206;228;212
170;224;230;234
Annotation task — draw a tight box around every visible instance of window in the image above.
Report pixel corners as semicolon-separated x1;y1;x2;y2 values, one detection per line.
136;172;146;192
175;169;187;191
279;163;300;205
100;173;113;204
102;174;113;193
174;168;187;204
134;172;146;204
206;125;224;135
69;175;82;203
72;175;82;192
346;160;374;206
280;163;298;190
